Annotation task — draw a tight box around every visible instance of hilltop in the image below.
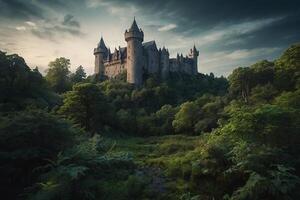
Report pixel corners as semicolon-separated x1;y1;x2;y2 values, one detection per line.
0;43;299;199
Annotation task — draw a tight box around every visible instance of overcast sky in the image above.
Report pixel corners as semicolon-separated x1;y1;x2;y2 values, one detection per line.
0;0;299;76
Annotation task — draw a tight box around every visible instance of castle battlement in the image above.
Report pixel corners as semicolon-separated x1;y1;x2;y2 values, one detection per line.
94;18;199;85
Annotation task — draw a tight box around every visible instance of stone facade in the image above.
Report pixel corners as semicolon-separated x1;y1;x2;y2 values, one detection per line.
94;18;199;85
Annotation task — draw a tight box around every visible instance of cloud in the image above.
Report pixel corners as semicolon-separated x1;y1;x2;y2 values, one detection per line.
31;23;84;41
0;0;82;20
91;0;298;27
94;0;300;47
86;0;107;8
192;17;284;47
158;24;177;32
200;47;281;75
1;0;299;77
0;0;44;20
62;14;80;27
16;26;26;31
226;48;279;60
25;15;83;41
26;21;36;27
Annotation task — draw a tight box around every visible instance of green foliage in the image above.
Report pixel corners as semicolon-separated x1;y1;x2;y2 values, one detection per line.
249;83;278;104
0;110;82;199
173;101;200;134
78;73;228;136
229;44;300;102
0;51;60;112
26;135;136;200
274;89;300;109
70;65;86;83
58;83;111;133
229;67;253;103
231;166;300;200
274;43;300;90
152;104;179;135
45;57;72;93
1;43;300;199
172;94;226;134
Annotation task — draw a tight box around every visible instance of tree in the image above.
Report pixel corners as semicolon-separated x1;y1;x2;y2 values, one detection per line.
70;65;86;83
249;84;278;104
229;60;276;103
172;101;200;134
194;96;224;133
58;83;109;133
228;67;253;103
46;57;71;93
0;51;59;111
274;89;300;109
0;110;81;199
250;60;275;85
154;104;179;134
275;44;300;90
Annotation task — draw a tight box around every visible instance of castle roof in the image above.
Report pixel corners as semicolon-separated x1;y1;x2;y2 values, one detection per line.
193;44;198;52
143;40;157;50
129;18;140;32
97;36;107;50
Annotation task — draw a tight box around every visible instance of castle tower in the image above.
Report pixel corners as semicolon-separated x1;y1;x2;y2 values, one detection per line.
94;36;108;76
160;47;170;79
189;45;199;75
124;18;144;86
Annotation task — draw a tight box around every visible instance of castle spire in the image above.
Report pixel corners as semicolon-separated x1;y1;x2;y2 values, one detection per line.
129;17;140;31
98;36;107;50
107;48;111;61
193;44;197;52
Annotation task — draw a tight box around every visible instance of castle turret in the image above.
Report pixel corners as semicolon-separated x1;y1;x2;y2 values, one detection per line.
106;48;111;62
189;45;199;75
160;47;169;79
124;18;144;86
94;36;108;76
113;48;119;60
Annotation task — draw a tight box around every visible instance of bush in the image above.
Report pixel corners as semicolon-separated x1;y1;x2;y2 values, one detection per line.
0;110;82;199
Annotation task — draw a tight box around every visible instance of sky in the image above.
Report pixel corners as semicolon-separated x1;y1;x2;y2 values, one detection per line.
0;0;299;76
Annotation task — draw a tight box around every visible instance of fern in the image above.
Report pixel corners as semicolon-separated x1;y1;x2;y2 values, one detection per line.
230;165;300;200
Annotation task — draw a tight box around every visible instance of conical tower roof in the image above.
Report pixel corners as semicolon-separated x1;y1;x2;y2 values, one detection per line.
97;36;107;50
129;17;140;31
125;17;144;42
193;44;197;52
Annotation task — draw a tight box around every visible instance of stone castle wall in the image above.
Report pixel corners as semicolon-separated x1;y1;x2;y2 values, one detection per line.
94;19;199;85
104;60;126;77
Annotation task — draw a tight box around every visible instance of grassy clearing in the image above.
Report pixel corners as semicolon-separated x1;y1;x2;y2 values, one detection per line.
104;135;206;198
109;135;202;164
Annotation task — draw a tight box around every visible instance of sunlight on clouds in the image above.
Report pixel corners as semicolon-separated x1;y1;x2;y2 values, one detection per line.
193;17;284;46
25;21;36;27
158;24;177;32
6;13;285;77
16;26;26;31
0;0;294;78
200;47;281;76
86;0;107;8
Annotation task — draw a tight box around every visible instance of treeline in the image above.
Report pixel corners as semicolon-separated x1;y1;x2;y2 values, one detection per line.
59;73;228;136
162;44;300;199
0;43;299;199
0;50;227;199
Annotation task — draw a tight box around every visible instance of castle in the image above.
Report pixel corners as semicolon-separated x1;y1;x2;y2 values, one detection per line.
94;18;199;85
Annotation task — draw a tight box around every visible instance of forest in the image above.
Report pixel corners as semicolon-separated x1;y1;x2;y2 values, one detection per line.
0;43;299;200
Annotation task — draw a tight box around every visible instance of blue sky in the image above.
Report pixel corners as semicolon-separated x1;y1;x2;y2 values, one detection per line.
0;0;299;76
